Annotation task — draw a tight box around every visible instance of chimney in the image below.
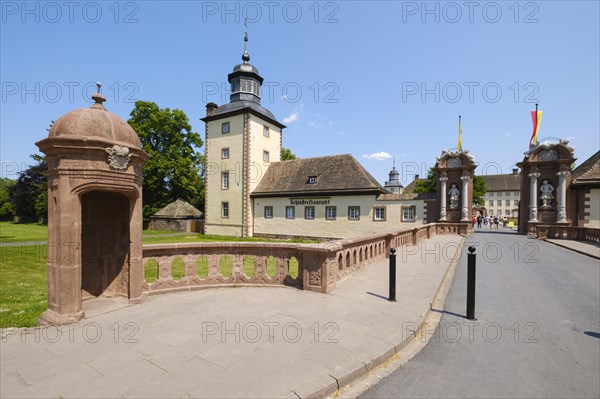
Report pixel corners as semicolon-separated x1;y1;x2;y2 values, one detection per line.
206;102;218;116
415;174;420;180
512;168;518;175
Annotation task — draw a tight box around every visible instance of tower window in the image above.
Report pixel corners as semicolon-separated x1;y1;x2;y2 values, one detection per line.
263;126;270;137
222;202;229;218
222;148;230;159
263;150;270;162
222;122;230;134
222;172;229;190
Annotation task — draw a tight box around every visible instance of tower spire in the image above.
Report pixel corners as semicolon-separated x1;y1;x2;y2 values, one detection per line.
242;18;250;63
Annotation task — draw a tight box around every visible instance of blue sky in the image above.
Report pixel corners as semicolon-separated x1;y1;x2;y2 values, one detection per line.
1;0;599;186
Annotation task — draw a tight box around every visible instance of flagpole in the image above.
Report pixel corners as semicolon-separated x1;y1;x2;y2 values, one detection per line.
534;103;538;145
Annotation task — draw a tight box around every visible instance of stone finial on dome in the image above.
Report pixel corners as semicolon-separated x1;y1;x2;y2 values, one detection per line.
91;81;107;110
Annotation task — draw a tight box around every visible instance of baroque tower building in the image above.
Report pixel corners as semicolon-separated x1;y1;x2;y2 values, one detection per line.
202;33;285;237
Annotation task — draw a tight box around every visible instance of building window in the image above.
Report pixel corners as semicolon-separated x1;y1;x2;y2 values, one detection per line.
489;192;494;197
326;206;336;220
506;192;511;196
263;150;270;162
221;172;229;190
222;202;229;218
515;200;519;206
263;126;270;137
373;207;386;221
489;200;494;207
348;206;360;220
402;206;416;222
490;210;494;216
222;148;230;159
305;206;315;220
505;210;511;216
515;191;520;197
307;176;317;184
497;192;502;196
505;200;510;206
222;122;230;134
286;206;295;219
264;206;273;219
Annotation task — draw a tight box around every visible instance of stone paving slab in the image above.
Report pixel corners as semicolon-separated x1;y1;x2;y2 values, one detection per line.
0;235;463;398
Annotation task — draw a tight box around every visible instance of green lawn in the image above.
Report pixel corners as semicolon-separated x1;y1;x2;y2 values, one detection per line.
0;222;317;245
0;222;48;243
0;244;48;328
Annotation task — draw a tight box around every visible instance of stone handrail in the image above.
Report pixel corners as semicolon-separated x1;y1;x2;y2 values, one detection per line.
141;222;470;295
533;225;600;244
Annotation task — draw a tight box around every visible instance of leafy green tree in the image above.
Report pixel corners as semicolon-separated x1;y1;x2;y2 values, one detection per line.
413;167;437;194
128;101;205;220
280;147;297;161
10;154;47;222
472;175;486;206
0;178;16;220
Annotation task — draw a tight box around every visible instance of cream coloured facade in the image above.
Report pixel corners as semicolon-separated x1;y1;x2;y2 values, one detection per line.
252;194;427;239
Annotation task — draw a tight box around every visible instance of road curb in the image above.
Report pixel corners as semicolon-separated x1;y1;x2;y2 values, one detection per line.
293;235;466;399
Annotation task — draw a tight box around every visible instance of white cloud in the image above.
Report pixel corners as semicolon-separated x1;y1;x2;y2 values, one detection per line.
283;112;299;124
307;120;324;130
362;152;393;161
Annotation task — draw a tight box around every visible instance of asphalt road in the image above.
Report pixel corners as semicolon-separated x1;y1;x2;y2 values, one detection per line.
361;229;600;398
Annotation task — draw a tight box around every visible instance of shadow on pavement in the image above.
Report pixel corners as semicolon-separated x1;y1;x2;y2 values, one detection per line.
430;308;466;319
367;291;390;301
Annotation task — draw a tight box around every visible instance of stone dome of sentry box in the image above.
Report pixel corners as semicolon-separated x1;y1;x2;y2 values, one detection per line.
47;83;141;148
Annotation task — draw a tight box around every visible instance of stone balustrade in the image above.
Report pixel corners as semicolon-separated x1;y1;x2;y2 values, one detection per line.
533;225;600;244
141;222;470;296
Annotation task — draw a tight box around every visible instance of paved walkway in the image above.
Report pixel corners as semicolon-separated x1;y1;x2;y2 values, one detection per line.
0;235;463;399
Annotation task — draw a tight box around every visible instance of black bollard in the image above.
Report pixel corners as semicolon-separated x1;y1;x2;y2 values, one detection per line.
466;246;477;320
389;248;397;302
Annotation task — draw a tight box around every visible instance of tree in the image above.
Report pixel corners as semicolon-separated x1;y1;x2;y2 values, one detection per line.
9;154;47;222
280;147;297;161
413;167;437;194
128;101;205;220
472;175;486;206
0;178;16;221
